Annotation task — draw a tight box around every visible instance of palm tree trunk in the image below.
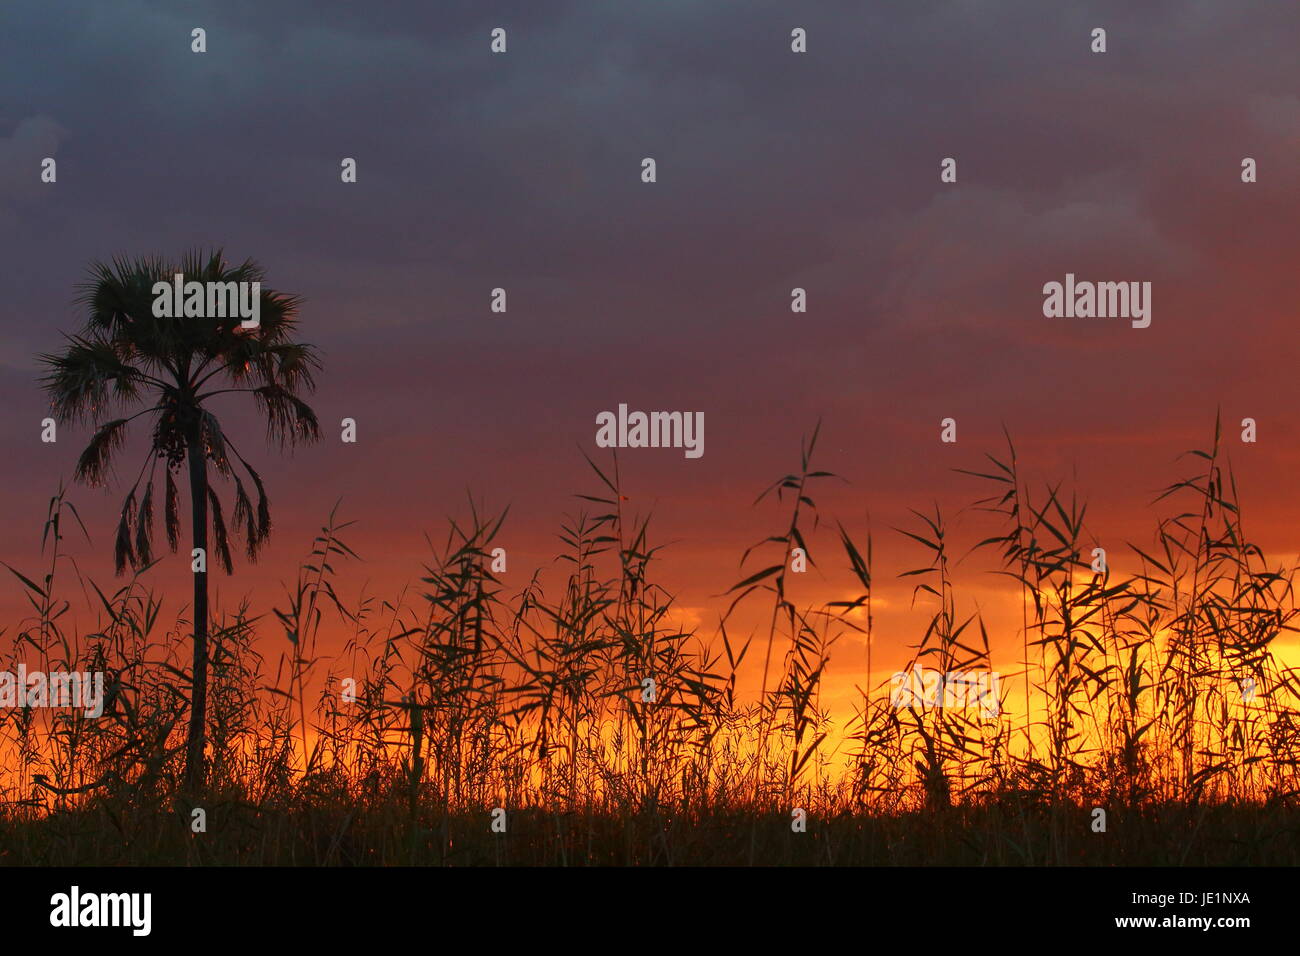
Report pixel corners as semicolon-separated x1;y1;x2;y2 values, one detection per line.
186;432;209;791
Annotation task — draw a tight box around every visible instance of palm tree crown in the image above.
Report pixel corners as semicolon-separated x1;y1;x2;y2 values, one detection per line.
40;250;320;570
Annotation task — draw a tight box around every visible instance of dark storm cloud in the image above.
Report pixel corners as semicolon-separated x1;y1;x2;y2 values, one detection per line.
1;0;1298;616
4;1;1294;342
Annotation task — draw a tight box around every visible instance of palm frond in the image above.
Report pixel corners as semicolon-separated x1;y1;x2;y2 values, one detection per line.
73;418;131;486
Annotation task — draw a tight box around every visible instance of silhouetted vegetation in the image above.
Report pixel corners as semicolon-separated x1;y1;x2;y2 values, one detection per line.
3;419;1299;865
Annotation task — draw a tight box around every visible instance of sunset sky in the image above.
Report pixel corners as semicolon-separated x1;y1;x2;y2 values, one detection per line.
2;1;1298;731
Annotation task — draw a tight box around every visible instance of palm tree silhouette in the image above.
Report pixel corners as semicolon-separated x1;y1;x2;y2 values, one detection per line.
39;250;321;790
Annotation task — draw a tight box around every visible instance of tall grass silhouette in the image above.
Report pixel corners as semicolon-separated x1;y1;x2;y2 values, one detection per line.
3;412;1299;864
